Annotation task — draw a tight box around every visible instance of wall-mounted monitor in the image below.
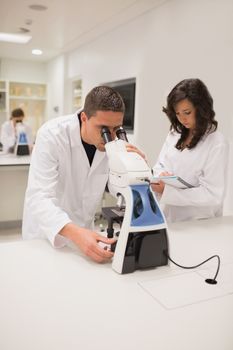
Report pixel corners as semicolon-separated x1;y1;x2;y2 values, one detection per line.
105;78;136;132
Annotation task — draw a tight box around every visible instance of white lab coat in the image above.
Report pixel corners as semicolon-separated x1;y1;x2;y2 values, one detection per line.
22;113;109;247
0;120;33;153
153;130;229;222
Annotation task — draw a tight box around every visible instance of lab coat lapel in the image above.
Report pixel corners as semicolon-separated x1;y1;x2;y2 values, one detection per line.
69;113;91;169
68;113;108;174
89;150;108;175
70;113;82;148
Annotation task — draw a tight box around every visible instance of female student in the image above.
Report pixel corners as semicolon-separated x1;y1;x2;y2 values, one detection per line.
152;78;229;222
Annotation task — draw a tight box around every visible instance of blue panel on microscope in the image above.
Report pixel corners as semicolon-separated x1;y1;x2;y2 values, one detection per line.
130;184;165;227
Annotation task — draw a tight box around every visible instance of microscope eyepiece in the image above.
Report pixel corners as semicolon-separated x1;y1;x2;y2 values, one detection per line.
116;127;128;142
101;127;112;144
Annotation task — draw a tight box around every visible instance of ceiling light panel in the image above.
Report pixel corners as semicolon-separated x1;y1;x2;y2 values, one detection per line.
0;32;31;44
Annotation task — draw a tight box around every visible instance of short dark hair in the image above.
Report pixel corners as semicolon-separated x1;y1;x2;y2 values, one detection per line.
163;78;217;150
83;86;125;118
11;108;25;119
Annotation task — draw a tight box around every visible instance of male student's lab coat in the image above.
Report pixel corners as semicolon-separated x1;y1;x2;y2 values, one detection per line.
153;130;229;223
22;114;109;247
0;120;33;152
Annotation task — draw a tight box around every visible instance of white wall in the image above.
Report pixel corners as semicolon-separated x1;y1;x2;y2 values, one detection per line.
0;58;47;82
47;55;65;119
0;58;48;133
64;0;233;159
0;55;66;124
56;0;232;213
3;0;232;214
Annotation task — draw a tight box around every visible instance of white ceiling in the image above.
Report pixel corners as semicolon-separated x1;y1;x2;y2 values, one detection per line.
0;0;167;63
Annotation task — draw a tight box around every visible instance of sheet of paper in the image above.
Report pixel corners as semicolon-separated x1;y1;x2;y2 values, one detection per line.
138;270;233;309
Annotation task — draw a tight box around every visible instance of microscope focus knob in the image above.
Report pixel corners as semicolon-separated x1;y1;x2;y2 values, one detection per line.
111;241;118;252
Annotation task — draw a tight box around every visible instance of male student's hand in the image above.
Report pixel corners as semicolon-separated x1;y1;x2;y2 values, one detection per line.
60;223;116;263
125;143;146;161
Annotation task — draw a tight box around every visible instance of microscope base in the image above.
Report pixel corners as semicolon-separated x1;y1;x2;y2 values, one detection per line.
16;144;30;156
121;229;168;274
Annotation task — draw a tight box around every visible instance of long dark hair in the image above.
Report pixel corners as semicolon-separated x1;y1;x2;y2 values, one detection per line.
163;79;217;150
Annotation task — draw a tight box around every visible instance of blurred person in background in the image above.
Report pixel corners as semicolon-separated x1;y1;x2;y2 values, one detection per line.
0;107;33;153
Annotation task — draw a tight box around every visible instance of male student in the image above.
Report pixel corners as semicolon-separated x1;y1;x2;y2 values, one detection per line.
23;86;143;263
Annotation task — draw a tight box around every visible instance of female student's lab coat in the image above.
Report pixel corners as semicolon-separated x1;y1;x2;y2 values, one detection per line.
153;130;229;223
0;120;33;152
22;114;109;247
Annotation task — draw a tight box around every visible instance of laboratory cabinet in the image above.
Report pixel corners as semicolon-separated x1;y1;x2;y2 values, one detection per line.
72;79;82;112
0;154;30;225
0;79;47;137
0;80;7;127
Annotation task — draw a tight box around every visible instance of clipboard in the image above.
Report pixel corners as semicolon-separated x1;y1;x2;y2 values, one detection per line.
151;175;194;189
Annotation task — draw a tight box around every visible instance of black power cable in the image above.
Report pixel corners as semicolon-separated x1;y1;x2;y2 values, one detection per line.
164;251;220;285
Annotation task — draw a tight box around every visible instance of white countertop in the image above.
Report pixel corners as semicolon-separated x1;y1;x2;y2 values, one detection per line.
0;216;233;350
0;152;31;165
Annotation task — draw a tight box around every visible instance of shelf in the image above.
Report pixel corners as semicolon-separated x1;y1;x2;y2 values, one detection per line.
0;81;6;90
0;80;47;137
10;96;47;101
9;82;46;99
0;91;6;111
72;79;82;112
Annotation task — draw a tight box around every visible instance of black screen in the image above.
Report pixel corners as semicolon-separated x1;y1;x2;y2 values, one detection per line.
106;78;136;131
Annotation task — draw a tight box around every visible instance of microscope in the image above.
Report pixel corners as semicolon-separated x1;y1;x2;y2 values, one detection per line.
101;126;168;274
15;122;30;156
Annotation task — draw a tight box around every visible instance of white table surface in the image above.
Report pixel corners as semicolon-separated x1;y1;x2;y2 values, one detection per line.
0;153;30;166
0;216;233;350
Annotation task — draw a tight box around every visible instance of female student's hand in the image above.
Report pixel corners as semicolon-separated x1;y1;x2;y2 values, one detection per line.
151;182;165;194
151;171;173;194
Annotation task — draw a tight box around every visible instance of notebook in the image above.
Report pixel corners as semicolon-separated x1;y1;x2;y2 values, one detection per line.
151;175;194;189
